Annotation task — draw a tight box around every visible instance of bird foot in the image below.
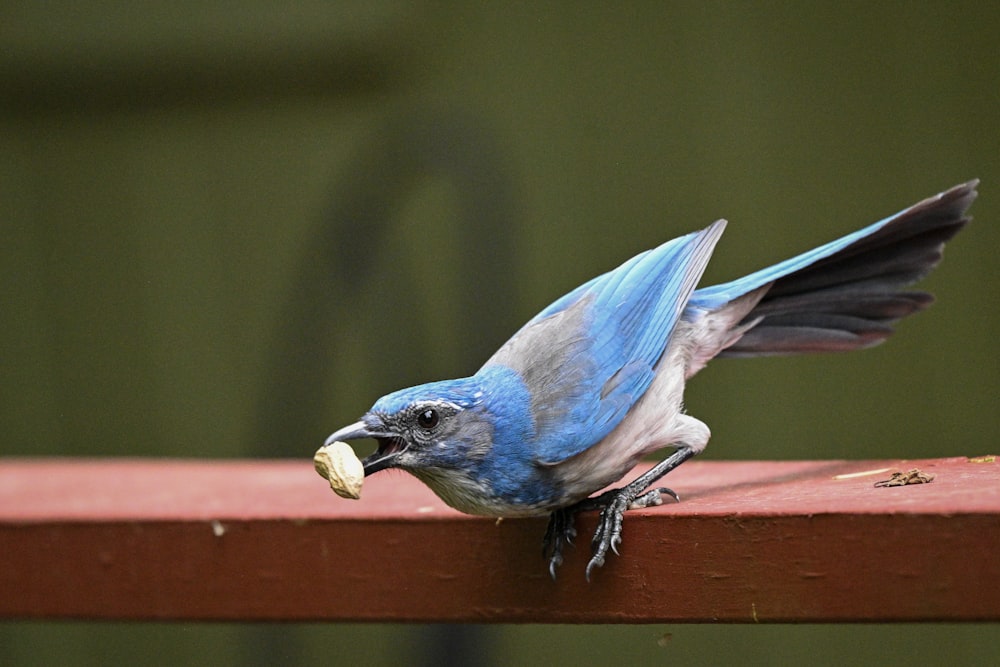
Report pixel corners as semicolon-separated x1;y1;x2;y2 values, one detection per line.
543;486;679;581
542;506;577;580
585;486;679;580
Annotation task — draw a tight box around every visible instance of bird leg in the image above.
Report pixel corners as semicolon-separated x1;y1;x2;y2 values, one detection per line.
543;446;694;580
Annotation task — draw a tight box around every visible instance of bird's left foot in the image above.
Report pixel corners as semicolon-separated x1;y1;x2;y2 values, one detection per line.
542;485;679;581
585;486;678;580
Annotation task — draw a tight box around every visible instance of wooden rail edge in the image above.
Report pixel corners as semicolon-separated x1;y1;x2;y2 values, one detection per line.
1;456;998;623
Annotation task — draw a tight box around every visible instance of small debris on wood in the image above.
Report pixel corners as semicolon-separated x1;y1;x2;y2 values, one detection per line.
968;455;996;464
833;467;892;480
874;468;935;487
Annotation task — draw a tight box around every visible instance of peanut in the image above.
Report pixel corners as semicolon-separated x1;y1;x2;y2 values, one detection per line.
314;441;364;499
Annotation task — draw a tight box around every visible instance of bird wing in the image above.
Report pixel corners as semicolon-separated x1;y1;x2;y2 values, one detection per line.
482;220;726;465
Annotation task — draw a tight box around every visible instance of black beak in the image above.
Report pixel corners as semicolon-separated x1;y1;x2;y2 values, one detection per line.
324;420;406;476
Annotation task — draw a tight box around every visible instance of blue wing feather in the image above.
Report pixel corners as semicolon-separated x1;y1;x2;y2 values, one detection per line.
482;220;726;464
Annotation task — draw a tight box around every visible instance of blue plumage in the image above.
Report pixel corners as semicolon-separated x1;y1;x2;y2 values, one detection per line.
484;221;725;465
325;181;977;578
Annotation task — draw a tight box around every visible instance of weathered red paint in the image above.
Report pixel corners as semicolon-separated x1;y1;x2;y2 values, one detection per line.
1;456;997;622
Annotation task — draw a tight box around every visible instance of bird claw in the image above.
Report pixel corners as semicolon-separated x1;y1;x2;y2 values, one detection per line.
542;507;578;580
585;486;679;580
584;492;627;579
544;485;680;580
629;486;679;510
584;554;604;581
547;551;563;581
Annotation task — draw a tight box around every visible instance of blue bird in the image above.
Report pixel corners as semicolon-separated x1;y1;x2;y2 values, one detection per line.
325;181;977;579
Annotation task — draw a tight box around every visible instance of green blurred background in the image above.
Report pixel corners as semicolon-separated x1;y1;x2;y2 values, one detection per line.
2;2;997;665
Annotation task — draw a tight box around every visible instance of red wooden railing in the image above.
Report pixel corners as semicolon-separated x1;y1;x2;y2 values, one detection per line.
1;456;997;622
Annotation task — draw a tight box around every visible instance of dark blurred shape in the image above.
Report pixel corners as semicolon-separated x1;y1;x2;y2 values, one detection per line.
253;107;518;456
248;108;517;666
0;3;428;113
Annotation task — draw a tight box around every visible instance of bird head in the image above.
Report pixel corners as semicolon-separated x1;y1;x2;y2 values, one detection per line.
324;365;540;515
325;374;501;478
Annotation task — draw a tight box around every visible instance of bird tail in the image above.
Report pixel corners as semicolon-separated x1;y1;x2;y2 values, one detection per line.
689;180;977;357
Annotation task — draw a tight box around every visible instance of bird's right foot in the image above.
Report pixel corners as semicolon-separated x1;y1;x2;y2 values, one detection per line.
542;507;578;580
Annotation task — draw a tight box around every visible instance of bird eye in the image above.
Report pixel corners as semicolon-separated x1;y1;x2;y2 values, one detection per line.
416;408;439;430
